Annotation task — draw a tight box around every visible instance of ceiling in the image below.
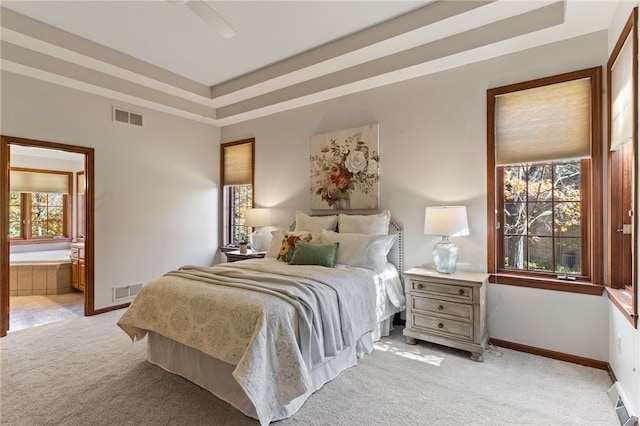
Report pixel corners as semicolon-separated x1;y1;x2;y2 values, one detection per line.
0;1;621;127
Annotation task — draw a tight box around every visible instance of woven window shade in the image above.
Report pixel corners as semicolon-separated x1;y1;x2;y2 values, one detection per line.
223;142;252;186
495;78;591;165
77;173;85;195
611;32;634;151
10;170;69;194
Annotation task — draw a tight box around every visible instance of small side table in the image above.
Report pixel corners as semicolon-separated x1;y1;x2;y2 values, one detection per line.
225;250;266;263
403;267;489;362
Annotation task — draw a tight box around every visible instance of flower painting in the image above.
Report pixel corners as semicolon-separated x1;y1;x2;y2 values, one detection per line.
310;124;380;210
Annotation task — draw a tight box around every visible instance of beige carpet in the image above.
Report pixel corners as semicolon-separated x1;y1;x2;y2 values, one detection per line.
1;309;619;425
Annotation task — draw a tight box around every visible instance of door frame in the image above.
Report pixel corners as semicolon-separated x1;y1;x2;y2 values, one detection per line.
1;135;95;337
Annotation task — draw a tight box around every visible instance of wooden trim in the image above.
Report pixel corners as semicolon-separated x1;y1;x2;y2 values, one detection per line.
0;139;8;337
486;67;603;288
490;273;605;295
9;167;73;241
489;338;609;371
486;90;497;274
607;286;638;327
0;135;96;334
84;147;95;315
607;363;618;384
92;302;129;315
220;138;255;247
607;7;638;327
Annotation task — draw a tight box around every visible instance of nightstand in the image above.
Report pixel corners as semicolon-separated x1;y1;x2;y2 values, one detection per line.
403;267;489;362
225;250;266;263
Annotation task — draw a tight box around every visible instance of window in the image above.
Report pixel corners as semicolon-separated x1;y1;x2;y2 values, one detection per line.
221;139;254;248
487;68;603;293
9;168;72;243
607;7;637;326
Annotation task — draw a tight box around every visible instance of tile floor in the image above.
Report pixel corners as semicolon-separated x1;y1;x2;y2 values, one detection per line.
8;292;84;333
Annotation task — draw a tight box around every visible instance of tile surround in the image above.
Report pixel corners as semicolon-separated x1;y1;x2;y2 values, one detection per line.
9;264;71;296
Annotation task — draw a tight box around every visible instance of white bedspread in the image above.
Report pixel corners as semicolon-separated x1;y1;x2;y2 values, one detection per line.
117;259;384;425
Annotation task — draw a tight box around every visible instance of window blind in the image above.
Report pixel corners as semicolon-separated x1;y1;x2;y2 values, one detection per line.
610;32;634;151
495;77;591;165
223;142;252;186
77;172;86;195
10;170;70;194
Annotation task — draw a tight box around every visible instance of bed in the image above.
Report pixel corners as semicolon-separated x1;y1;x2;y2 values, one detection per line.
117;211;405;425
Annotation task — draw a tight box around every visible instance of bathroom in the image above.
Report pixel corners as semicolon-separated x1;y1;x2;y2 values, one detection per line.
8;145;86;331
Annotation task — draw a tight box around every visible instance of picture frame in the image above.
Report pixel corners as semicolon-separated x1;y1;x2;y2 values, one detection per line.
309;124;380;210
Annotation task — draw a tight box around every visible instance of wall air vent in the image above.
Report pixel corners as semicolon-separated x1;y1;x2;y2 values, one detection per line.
113;282;144;301
113;107;143;127
608;382;638;426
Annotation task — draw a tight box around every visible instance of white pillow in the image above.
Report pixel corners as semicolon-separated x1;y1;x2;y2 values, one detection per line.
338;210;391;235
265;230;321;258
294;210;338;232
320;229;397;273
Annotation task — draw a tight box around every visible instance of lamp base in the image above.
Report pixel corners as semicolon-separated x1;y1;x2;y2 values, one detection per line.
432;236;459;274
250;229;266;252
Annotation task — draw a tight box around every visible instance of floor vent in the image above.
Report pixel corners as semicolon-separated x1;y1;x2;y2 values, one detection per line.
608;382;637;426
113;107;143;127
113;283;144;301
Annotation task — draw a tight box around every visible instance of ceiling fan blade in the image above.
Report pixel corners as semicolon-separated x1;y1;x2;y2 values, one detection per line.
186;0;237;39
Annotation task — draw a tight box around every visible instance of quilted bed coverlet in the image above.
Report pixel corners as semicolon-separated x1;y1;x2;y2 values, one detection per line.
117;259;378;424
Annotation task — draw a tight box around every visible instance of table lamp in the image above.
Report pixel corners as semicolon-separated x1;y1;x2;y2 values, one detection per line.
424;206;469;274
245;208;272;252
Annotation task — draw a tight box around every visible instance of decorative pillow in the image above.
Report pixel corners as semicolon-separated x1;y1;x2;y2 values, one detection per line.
288;241;339;268
276;233;314;262
338;210;391;235
294;210;338;232
265;230;319;258
320;229;397;273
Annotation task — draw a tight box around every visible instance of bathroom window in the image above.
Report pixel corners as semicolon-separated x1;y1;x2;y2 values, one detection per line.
9;168;72;243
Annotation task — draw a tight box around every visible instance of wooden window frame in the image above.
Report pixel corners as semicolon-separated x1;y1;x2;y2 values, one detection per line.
220;138;255;250
487;67;604;296
9;167;73;245
607;7;638;327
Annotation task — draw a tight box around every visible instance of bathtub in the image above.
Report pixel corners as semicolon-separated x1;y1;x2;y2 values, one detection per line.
10;249;71;265
10;250;72;296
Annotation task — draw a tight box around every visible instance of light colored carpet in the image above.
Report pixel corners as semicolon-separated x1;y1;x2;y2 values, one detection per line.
1;309;618;425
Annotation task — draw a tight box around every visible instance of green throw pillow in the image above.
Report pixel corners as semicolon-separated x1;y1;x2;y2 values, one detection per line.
288;241;339;268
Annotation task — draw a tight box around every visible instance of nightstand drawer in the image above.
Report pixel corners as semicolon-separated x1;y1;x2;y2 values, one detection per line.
412;313;473;340
412;296;472;321
411;279;472;302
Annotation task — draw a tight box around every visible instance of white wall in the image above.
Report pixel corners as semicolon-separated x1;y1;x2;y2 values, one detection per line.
1;71;220;310
607;0;640;416
222;31;610;361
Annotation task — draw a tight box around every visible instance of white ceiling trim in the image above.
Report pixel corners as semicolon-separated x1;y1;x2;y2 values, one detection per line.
0;0;618;128
1;28;216;108
0;60;219;126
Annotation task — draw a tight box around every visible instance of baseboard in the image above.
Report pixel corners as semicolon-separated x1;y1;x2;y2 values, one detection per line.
90;302;130;315
489;338;610;372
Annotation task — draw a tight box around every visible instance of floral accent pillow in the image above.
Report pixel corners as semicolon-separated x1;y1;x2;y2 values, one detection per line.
276;233;313;262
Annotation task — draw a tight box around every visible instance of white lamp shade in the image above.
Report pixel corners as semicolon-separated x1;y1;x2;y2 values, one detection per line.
424;206;469;237
245;208;272;227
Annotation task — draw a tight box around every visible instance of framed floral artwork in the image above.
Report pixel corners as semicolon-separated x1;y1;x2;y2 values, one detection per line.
310;124;380;210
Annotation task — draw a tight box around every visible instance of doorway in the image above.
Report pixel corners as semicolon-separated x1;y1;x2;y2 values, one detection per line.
1;136;95;337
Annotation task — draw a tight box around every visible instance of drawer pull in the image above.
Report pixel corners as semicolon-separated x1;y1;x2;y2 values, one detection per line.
437;323;444;329
417;283;424;289
458;289;465;296
437;305;444;311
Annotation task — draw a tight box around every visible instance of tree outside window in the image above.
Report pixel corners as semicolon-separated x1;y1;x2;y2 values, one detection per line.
501;161;582;274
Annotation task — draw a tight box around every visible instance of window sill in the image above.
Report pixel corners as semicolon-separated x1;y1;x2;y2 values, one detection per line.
10;238;72;246
489;273;605;296
607;287;637;327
